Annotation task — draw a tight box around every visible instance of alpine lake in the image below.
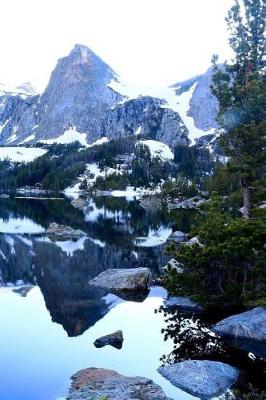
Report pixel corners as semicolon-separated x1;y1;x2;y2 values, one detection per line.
0;194;264;400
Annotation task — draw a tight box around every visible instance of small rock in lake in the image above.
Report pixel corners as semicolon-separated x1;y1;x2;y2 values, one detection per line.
46;222;86;241
0;194;10;199
213;307;266;342
94;330;124;349
67;368;170;400
158;360;239;399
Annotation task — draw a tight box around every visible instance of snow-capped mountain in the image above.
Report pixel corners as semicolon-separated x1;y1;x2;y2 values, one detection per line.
0;44;218;148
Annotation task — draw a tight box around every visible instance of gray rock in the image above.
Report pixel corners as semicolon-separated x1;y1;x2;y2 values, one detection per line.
168;231;187;243
103;96;188;148
158;360;239;399
71;198;87;209
94;330;123;349
139;196;162;212
0;194;9;198
163;258;183;273
164;296;203;312
186;236;203;247
46;222;86;241
89;268;152;294
213;307;266;342
67;368;170;400
168;196;207;211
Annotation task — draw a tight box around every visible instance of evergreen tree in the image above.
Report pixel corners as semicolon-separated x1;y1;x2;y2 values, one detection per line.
211;0;266;218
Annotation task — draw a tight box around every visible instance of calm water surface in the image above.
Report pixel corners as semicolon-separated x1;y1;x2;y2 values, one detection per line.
0;195;196;400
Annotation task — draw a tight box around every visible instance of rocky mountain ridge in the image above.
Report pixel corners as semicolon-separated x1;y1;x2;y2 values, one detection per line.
0;44;219;149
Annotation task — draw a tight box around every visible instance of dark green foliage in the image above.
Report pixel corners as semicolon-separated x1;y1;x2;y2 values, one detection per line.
164;197;266;309
94;173;130;191
174;144;214;181
130;144;176;188
161;177;198;199
211;0;266;217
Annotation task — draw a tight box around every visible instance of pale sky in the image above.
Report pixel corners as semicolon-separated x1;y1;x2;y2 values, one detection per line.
0;0;234;92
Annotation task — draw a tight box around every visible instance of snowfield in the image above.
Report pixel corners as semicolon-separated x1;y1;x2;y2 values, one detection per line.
40;127;88;147
0;147;47;163
40;127;109;149
137;140;174;161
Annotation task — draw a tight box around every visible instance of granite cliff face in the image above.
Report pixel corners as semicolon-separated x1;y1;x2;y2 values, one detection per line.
102;96;188;147
0;45;189;148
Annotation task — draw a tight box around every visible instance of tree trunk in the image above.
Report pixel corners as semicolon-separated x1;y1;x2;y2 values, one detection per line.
241;179;251;219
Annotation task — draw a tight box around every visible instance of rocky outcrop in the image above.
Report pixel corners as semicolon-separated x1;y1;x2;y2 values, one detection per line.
167;231;187;243
46;223;86;241
89;268;152;294
103;96;188;147
94;330;124;349
163;296;203;312
67;368;170;400
158;360;239;399
167;196;207;210
213;307;266;342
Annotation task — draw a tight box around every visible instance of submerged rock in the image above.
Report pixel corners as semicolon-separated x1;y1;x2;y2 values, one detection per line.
46;223;86;241
71;198;87;209
163;296;203;312
67;368;170;400
89;268;152;294
158;360;239;399
94;330;123;349
139;196;162;212
213;307;266;342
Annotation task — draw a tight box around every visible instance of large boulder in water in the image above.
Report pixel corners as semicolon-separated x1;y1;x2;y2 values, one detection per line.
89;268;152;294
158;360;239;399
213;307;266;342
46;222;86;241
67;368;170;400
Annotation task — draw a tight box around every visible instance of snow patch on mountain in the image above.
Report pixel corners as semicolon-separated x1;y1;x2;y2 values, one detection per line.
137;140;174;161
0;147;47;163
19;134;36;145
173;83;215;143
40;127;88;147
0;82;36;98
